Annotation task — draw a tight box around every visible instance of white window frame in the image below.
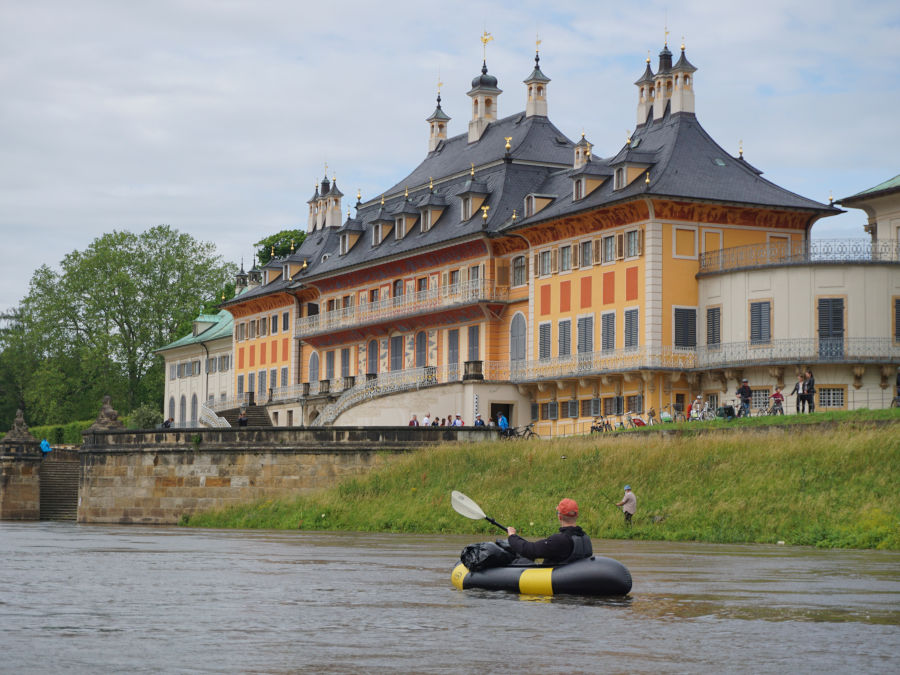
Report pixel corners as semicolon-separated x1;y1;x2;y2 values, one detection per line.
601;310;616;352
539;250;552;277
602;235;616;264
559;245;572;273
625;229;641;258
672;225;699;261
512;255;527;287
580;240;593;268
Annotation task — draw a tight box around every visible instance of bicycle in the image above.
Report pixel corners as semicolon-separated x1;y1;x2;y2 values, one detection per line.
505;422;540;440
646;408;657;425
590;416;613;433
624;410;648;428
663;404;686;423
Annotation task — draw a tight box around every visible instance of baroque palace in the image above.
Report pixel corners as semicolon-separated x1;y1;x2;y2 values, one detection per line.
162;37;900;433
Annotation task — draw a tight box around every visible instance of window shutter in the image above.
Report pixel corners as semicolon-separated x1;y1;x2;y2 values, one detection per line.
750;301;771;344
638;229;644;256
674;308;697;347
616;232;625;260
593;239;601;264
602;313;616;351
531;402;539;421
625;309;638;348
568;400;579;418
558;320;571;357
572;243;579;268
550;249;558;274
496;261;509;286
707;307;721;345
441;271;449;296
548;401;558;420
591;398;602;416
616;396;625;415
896;298;900;341
533;253;539;277
539;324;551;360
577;316;594;353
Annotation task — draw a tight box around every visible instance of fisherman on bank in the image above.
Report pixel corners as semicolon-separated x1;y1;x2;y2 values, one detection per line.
506;498;593;565
616;485;636;525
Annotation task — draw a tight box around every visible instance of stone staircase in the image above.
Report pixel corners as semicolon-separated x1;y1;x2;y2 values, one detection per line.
40;454;79;520
217;406;273;427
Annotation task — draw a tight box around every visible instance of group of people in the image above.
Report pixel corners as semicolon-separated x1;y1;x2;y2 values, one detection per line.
788;369;817;413
408;413;466;427
408;411;510;430
504;486;637;565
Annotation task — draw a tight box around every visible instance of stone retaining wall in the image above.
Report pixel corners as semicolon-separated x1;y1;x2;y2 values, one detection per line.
78;426;495;525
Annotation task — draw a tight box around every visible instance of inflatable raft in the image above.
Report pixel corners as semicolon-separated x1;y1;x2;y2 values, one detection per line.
451;555;632;597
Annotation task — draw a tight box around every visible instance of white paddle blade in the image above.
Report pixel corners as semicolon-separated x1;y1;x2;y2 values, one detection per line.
451;490;487;520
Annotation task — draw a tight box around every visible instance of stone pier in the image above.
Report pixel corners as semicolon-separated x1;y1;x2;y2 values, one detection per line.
0;410;43;520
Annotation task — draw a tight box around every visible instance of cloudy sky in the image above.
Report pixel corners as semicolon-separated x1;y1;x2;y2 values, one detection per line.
1;0;898;312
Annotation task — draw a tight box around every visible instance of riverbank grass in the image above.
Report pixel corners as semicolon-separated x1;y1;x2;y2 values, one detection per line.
182;420;900;550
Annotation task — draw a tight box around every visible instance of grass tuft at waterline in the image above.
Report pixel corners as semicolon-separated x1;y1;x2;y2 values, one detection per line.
181;420;900;549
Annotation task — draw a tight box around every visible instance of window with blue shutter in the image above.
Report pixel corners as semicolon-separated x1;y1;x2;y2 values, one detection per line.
707;307;721;346
750;301;771;345
674;308;697;348
624;309;639;349
558;319;571;357
539;323;551;360
602;312;616;351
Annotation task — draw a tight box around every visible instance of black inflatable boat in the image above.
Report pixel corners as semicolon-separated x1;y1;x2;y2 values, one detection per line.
451;555;632;597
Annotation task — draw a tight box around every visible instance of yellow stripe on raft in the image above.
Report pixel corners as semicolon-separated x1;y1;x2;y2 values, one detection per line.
451;563;469;590
518;568;554;595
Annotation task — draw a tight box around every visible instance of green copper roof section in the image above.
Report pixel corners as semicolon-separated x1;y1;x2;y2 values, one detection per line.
156;310;234;352
842;174;900;201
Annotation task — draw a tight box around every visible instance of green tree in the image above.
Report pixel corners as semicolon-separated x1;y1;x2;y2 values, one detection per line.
254;229;306;266
17;225;236;423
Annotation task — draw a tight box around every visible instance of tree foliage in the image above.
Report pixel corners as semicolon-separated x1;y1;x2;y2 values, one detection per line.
2;225;235;427
254;229;306;266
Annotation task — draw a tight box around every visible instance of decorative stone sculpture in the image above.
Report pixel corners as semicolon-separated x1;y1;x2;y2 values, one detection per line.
4;409;36;442
88;395;124;431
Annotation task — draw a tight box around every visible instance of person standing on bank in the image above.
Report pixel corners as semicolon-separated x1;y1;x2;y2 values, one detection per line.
736;379;752;417
804;369;816;413
506;498;593;565
789;373;806;413
616;485;636;525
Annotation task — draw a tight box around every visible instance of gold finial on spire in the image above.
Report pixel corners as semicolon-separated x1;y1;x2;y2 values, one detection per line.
290;239;295;252
357;188;361;201
480;30;493;60
221;291;225;301
535;32;541;52
481;205;490;221
829;190;834;204
404;185;409;198
645;171;650;185
664;10;669;46
681;35;685;51
504;136;512;150
512;209;517;221
470;162;475;176
332;175;336;183
437;70;443;93
646;50;651;64
626;129;632;145
380;194;385;205
429;176;434;190
315;181;319;190
347;207;350;218
271;245;275;257
739;139;743;158
302;259;308;269
324;161;328;175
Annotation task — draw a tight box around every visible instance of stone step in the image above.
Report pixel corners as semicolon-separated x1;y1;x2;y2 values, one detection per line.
217;406;273;427
40;460;79;521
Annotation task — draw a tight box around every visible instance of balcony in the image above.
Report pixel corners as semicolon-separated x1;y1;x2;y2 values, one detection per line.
295;279;509;338
699;239;900;275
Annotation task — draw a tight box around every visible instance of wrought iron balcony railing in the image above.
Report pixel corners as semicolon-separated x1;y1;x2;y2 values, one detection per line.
295;279;509;338
699;239;900;274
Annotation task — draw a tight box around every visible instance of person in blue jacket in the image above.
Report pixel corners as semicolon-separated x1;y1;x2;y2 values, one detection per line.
497;411;510;437
40;438;52;456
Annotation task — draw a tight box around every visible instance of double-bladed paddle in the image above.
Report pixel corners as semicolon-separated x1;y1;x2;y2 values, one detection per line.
451;490;507;532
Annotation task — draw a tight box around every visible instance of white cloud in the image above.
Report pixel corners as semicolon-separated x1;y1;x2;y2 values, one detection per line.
1;0;898;310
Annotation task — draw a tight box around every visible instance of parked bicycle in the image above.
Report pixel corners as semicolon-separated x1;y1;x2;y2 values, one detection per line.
690;400;716;422
590;415;613;433
662;403;686;423
503;422;540;440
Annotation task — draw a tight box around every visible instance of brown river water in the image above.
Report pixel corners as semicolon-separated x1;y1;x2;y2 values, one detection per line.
1;522;898;674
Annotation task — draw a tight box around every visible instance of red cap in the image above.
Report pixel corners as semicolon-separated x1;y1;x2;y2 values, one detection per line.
557;498;578;518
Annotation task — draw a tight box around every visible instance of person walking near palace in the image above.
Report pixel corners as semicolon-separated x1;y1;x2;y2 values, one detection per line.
616;485;636;525
789;373;806;413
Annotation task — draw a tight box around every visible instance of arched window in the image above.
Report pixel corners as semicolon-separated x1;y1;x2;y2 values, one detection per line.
190;394;198;426
574;179;583;200
367;340;379;375
393;279;404;306
179;395;186;425
168;397;175;421
308;352;319;383
510;313;526;366
512;256;527;286
415;331;427;368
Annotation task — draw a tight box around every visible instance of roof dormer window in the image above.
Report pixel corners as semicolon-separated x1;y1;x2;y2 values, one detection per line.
525;195;534;217
574;179;584;201
614;167;625;190
461;196;472;221
395;217;406;239
340;234;349;255
372;223;383;246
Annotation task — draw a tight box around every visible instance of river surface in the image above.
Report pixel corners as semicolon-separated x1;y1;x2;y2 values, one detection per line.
1;523;898;674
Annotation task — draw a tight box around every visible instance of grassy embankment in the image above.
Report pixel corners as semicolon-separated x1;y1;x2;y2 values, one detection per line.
182;410;900;550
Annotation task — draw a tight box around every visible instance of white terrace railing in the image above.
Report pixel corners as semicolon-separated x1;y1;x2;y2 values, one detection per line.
699;238;900;274
693;337;900;368
199;403;230;428
295;279;509;338
209;393;251;413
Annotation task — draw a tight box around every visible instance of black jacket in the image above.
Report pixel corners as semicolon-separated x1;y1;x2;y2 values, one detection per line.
805;375;815;394
507;526;593;566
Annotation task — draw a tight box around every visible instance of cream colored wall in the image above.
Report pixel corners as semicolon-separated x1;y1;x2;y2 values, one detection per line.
162;337;233;421
333;381;529;427
699;263;900;343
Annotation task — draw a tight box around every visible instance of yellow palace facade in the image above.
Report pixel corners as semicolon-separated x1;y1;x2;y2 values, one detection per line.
216;39;899;434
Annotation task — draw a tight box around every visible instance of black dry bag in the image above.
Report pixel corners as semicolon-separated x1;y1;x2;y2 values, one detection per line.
460;539;517;571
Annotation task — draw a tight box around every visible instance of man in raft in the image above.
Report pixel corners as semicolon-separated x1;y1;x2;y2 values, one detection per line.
505;498;593;565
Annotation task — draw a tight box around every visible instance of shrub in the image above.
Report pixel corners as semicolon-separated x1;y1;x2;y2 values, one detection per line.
129;403;163;430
